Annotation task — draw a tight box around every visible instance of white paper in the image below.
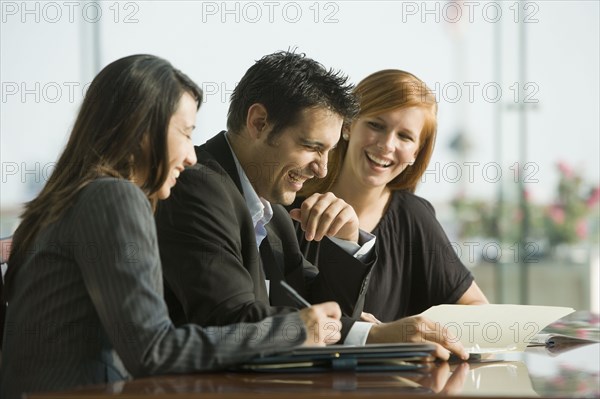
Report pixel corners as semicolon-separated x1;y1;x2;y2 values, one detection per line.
420;304;575;353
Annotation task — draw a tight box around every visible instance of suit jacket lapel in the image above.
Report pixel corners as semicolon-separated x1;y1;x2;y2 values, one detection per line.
202;131;295;307
264;223;285;274
259;236;296;307
202;131;244;194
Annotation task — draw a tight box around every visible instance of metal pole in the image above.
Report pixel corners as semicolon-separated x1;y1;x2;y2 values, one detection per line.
80;1;102;81
518;0;530;305
493;5;504;304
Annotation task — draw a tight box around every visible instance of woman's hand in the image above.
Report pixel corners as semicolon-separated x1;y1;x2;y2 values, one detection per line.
366;315;469;361
360;311;382;324
298;301;343;346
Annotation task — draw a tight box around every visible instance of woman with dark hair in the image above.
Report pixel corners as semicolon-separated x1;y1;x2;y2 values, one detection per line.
296;69;488;323
0;54;341;398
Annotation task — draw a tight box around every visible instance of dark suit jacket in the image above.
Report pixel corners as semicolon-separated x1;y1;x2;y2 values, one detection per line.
156;132;374;339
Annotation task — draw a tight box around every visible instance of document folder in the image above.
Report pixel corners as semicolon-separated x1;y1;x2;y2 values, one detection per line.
237;343;437;372
527;332;599;355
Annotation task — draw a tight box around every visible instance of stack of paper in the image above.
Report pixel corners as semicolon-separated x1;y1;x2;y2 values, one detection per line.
420;304;575;353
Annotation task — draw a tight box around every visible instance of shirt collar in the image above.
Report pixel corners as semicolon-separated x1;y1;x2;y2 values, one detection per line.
224;133;273;236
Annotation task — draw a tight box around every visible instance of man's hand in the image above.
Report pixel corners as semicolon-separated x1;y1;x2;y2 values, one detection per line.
289;192;359;243
366;315;469;361
298;301;342;347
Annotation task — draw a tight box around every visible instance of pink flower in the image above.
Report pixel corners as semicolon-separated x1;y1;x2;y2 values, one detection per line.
557;161;574;178
514;210;523;222
587;187;600;208
576;219;587;239
549;205;565;224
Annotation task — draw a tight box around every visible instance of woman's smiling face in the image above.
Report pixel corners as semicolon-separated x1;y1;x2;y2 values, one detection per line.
343;106;426;189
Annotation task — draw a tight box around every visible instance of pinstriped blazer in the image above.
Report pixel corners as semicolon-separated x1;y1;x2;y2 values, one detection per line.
0;178;305;398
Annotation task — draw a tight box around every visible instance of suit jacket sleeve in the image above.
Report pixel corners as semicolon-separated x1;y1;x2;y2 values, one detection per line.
270;204;374;320
73;179;305;377
156;164;296;327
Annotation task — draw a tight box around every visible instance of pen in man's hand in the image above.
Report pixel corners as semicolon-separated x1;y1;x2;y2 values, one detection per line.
280;280;311;309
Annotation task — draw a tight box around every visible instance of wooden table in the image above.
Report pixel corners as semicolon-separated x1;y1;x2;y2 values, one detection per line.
28;343;600;398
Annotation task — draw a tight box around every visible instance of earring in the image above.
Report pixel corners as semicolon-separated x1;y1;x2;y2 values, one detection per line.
342;132;349;140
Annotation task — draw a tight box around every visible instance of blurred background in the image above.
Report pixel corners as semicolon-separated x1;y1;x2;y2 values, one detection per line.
1;1;599;312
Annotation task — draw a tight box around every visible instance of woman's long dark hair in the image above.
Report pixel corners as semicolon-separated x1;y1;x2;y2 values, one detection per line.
4;54;202;297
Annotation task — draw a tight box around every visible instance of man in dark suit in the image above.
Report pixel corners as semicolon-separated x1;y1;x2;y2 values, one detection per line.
156;51;468;358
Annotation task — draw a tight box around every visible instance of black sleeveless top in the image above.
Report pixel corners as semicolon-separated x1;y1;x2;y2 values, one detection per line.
291;190;473;322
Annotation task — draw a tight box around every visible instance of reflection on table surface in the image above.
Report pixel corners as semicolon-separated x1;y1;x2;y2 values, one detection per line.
29;344;600;398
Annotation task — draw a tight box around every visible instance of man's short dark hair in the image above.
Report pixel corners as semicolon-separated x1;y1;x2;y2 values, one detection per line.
227;51;359;139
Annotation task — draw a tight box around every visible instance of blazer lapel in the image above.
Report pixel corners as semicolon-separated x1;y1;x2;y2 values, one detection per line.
201;131;298;308
264;223;285;274
201;131;244;194
260;237;296;307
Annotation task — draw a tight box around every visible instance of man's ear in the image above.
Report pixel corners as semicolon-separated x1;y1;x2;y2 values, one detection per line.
246;103;268;139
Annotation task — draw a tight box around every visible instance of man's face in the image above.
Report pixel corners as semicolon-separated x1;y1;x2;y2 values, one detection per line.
248;107;343;205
